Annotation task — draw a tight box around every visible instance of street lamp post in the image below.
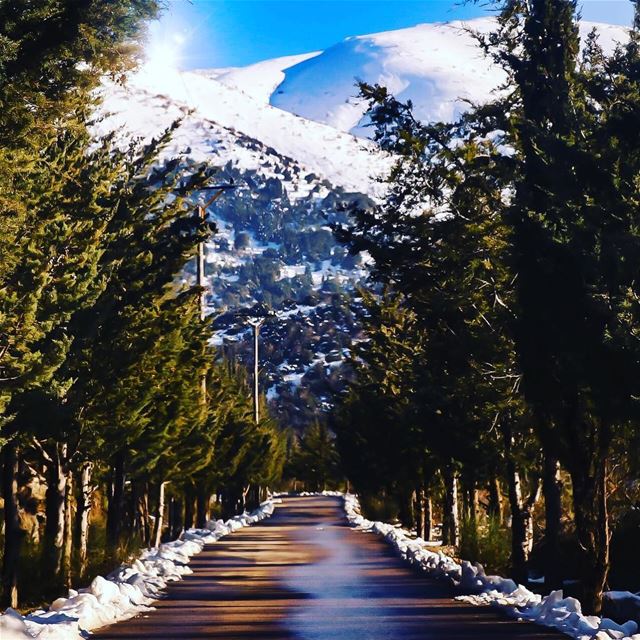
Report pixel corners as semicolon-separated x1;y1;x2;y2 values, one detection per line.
247;318;265;424
190;182;236;527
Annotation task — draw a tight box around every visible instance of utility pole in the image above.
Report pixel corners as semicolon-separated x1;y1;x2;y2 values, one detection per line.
248;318;265;424
196;204;206;322
182;182;236;527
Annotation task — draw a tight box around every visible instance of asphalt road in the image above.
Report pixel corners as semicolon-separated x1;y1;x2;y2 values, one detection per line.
94;495;565;640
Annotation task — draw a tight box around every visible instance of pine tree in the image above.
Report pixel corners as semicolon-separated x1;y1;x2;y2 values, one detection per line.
0;0;289;606
337;67;559;576
289;421;340;492
0;0;164;605
0;125;128;600
478;0;640;611
351;0;640;611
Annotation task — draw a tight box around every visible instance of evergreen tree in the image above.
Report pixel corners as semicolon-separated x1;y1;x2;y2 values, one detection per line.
340;0;640;613
0;0;288;608
479;0;640;611
0;0;164;606
288;421;340;492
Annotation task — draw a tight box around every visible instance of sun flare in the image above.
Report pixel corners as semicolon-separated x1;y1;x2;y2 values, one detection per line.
142;29;186;83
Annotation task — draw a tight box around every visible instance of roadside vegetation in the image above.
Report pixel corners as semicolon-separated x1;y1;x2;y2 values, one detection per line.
0;0;284;609
333;0;640;616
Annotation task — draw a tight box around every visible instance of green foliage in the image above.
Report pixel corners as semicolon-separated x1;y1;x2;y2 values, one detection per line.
286;421;341;491
358;493;402;524
336;0;640;613
0;0;160;296
333;290;436;514
460;516;511;577
0;0;160;146
0;0;286;606
206;362;285;493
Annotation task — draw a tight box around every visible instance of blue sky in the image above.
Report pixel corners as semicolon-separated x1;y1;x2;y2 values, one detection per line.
151;1;636;69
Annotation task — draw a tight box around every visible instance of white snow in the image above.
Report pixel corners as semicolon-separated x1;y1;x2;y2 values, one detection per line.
271;19;502;135
269;18;629;136
278;264;307;281
283;371;305;387
95;17;629;206
96;64;391;197
342;493;640;640
0;500;278;639
198;52;321;104
275;304;316;320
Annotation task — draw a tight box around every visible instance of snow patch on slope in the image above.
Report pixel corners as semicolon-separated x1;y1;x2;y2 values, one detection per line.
97;64;390;196
199;51;322;103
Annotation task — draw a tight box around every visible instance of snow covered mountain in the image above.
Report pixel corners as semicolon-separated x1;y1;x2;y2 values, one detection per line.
100;17;628;194
98;16;629;427
271;19;502;135
214;18;627;136
97;63;388;197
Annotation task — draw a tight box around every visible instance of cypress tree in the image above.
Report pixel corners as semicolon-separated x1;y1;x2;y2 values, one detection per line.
481;0;640;611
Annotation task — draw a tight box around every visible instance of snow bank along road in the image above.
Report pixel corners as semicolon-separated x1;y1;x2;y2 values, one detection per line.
94;495;563;639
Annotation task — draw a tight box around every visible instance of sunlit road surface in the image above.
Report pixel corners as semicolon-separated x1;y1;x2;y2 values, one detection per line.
95;495;564;640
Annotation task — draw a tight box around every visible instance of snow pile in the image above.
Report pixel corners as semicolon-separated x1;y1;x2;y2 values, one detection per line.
0;500;277;640
343;493;460;581
342;493;639;640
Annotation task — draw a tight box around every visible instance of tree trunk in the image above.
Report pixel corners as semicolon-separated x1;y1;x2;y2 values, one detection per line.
543;453;563;591
167;496;174;538
152;481;167;547
247;484;260;512
141;484;151;545
43;442;67;579
442;464;460;546
76;462;93;576
133;480;151;545
463;472;479;526
184;484;196;530
241;484;250;513
505;450;540;585
196;485;209;529
415;486;426;539
424;494;433;541
221;488;233;520
570;454;609;615
462;471;479;557
398;489;415;530
222;486;244;520
62;468;74;588
1;442;22;608
506;461;528;585
488;472;503;523
169;496;183;540
107;451;126;548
